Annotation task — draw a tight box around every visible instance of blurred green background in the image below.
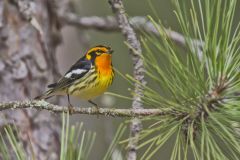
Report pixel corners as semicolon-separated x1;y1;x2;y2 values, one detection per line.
56;0;240;159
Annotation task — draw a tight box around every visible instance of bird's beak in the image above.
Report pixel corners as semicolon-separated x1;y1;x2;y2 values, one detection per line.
108;49;113;54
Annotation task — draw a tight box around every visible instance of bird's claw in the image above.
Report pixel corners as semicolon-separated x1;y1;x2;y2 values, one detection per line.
68;104;74;115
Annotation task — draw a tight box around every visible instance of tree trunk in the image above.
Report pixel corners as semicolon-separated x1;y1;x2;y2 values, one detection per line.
0;0;62;159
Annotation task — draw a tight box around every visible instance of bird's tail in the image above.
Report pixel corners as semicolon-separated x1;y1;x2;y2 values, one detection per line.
34;89;54;100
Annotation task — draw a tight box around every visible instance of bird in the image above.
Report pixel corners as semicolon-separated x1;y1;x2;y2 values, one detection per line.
35;45;114;113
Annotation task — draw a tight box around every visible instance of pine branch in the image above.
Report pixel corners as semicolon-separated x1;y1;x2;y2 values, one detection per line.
0;100;170;117
108;0;146;159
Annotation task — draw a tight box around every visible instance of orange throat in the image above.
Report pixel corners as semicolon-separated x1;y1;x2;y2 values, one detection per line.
95;53;113;76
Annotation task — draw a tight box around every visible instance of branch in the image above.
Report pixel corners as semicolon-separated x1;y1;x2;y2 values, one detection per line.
0;100;168;117
58;12;203;50
108;0;145;159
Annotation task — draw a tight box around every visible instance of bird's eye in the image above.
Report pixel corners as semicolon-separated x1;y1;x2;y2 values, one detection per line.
96;50;102;55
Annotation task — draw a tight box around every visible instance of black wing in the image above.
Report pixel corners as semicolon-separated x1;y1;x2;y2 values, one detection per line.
48;58;91;90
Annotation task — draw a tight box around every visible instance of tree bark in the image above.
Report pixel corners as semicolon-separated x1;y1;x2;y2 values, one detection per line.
0;0;62;159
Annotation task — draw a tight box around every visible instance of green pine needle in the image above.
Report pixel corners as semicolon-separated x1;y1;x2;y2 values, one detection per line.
119;0;240;159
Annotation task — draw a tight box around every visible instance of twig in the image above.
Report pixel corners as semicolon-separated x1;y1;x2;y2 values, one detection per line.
108;0;145;159
0;100;168;117
58;13;204;50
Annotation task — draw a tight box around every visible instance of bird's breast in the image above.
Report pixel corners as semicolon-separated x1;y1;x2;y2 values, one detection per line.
68;67;114;100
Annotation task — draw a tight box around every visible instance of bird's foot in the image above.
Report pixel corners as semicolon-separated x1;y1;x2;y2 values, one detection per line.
93;105;100;112
88;100;100;111
68;104;74;115
88;100;100;118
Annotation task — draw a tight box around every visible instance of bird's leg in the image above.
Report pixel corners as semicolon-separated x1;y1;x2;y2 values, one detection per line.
88;100;99;110
67;94;74;114
88;100;100;118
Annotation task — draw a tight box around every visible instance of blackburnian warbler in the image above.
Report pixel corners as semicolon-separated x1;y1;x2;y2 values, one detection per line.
36;45;114;112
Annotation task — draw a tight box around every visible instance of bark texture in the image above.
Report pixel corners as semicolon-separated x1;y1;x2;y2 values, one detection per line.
0;0;61;159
